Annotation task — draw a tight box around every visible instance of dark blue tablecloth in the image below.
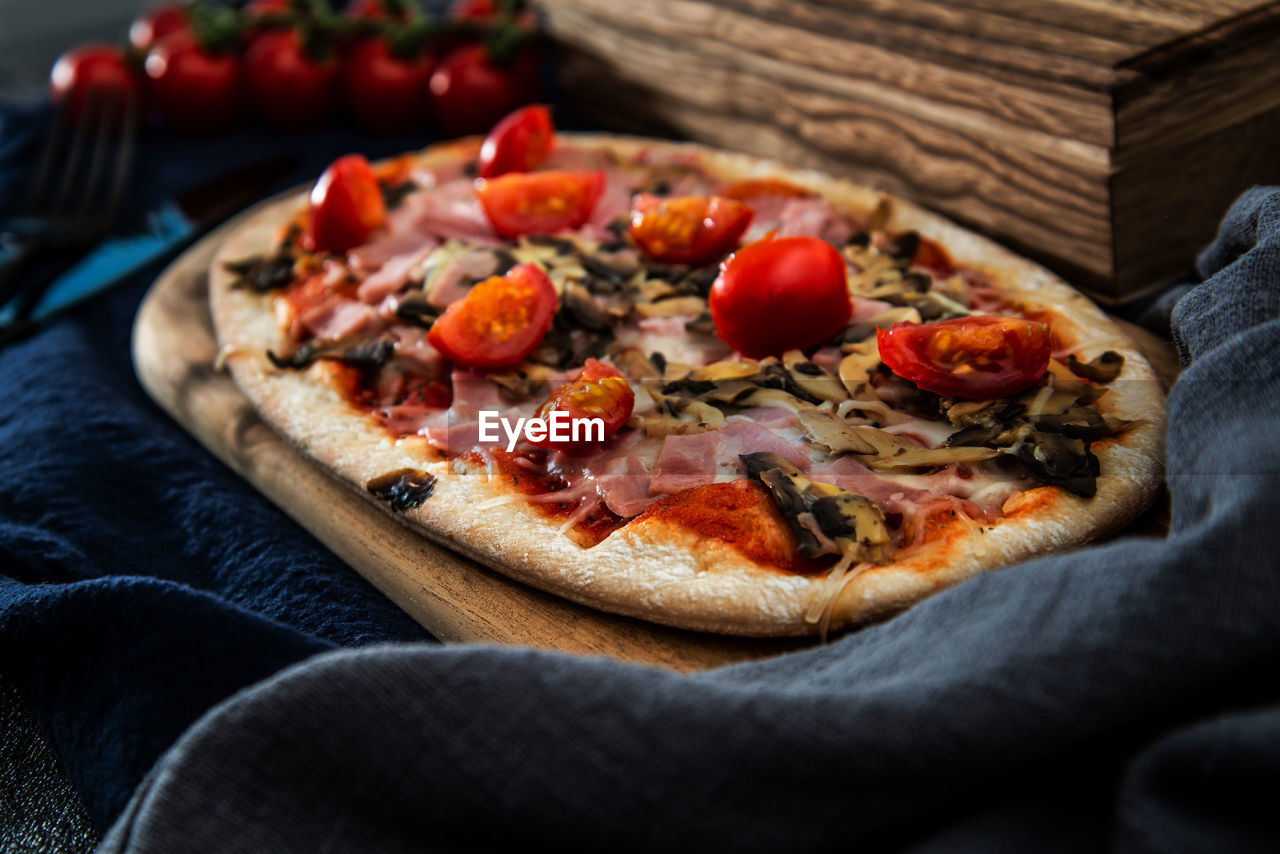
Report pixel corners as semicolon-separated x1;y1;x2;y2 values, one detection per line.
0;101;441;833
4;97;1280;852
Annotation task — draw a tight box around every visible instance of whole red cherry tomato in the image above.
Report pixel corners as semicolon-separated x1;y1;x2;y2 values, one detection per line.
429;44;536;136
342;37;435;132
128;4;189;53
475;171;604;239
876;315;1051;400
50;45;141;125
427;263;557;369
304;154;387;254
709;235;851;358
630;194;753;266
532;359;635;448
477;104;553;178
243;28;339;128
143;29;241;132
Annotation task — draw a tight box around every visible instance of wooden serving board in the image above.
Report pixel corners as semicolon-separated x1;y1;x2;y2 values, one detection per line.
133;204;1177;672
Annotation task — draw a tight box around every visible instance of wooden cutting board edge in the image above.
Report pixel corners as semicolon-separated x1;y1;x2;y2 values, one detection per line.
132;201;1177;673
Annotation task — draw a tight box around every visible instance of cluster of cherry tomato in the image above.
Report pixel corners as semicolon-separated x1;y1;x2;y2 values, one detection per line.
50;0;539;135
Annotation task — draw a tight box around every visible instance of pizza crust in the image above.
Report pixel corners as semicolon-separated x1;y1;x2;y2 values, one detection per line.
209;135;1165;637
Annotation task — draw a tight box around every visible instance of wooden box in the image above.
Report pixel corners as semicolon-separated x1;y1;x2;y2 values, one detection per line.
540;0;1280;303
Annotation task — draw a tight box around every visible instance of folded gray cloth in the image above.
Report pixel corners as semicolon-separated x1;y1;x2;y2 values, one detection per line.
100;189;1280;854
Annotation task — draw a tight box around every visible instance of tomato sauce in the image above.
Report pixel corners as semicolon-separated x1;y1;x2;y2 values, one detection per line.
631;480;827;574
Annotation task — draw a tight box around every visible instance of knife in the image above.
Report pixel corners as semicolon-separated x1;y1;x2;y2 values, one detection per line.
0;156;296;342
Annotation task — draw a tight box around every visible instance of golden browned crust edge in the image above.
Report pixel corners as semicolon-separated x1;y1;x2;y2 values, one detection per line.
209;134;1165;637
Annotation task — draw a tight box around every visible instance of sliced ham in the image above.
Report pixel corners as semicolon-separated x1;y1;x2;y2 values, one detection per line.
449;368;505;417
735;406;799;430
807;454;923;506
742;195;854;245
386;325;446;377
810;346;843;375
720;417;810;470
650;431;721;495
405;178;501;245
595;456;658;518
850;297;895;322
583;167;636;235
356;243;437;304
350;229;435;274
375;405;448;437
300;297;379;341
426;249;500;308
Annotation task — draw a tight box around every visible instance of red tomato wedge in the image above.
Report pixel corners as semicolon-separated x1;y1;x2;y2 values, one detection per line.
478;104;554;179
629;194;753;266
532;359;635;448
709;235;851;358
303;155;387;254
474;170;605;239
427;263;557;370
876;315;1051;400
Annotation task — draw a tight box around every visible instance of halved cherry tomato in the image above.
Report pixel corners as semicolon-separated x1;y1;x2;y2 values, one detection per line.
304;154;387;254
876;315;1050;400
426;263;556;369
477;104;554;179
708;235;851;358
717;178;814;201
532;359;634;448
475;170;605;239
629;194;753;266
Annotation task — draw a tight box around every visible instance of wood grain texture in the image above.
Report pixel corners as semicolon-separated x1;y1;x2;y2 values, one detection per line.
541;0;1280;301
133;209;810;672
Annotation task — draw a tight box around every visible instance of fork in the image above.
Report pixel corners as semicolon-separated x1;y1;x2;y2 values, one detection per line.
0;84;139;338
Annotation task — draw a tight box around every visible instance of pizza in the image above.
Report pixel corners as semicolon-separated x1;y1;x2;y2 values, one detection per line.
210;107;1164;637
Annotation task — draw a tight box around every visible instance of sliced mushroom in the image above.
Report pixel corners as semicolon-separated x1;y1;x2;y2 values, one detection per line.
1066;351;1124;383
1033;406;1133;441
738;452;890;562
488;364;554;400
634;296;707;318
614;347;661;381
366;468;437;511
1010;432;1099;497
394;292;439;328
690;358;761;382
782;350;848;403
838;340;882;398
865;444;998;469
943;399;1001;428
633;394;725;437
224;250;298;292
797;409;877;455
268;337;394;371
840;306;922;346
561;282;610;330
